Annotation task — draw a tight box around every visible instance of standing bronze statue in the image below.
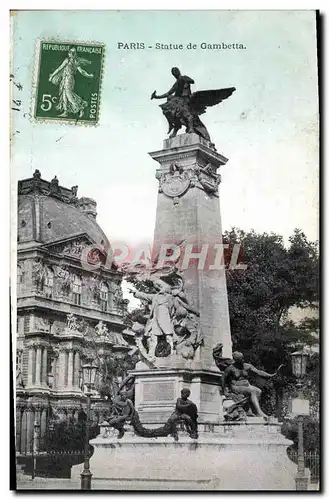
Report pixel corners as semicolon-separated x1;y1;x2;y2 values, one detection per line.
151;67;235;142
126;271;202;364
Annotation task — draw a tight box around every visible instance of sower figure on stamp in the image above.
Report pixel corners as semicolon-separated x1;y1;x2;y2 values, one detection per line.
222;351;282;420
49;47;94;119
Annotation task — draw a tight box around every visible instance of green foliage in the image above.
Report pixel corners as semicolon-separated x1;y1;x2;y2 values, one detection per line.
224;227;319;371
47;420;100;452
96;352;139;399
225;227;319;439
281;416;320;452
120;227;320;443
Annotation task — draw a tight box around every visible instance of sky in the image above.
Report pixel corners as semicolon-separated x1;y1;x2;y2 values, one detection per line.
11;10;319;248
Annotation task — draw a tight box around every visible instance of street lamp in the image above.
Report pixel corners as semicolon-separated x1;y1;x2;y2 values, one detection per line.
291;350;309;380
80;363;99;491
290;349;310;491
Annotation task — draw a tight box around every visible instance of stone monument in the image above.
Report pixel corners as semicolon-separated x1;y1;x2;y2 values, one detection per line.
132;132;233;425
71;69;297;490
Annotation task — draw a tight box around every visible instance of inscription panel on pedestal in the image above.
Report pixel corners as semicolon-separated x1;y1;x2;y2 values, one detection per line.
142;380;175;404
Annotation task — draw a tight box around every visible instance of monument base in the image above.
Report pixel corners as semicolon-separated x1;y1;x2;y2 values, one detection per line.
71;421;296;491
133;363;223;424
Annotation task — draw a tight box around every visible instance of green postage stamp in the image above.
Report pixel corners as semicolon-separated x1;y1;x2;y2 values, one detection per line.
33;41;105;124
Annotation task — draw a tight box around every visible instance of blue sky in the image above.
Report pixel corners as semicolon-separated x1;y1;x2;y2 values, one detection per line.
11;10;319;246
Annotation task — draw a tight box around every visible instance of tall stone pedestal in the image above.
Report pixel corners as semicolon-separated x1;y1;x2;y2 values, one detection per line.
149;133;232;364
131;134;234;425
71;421;296;490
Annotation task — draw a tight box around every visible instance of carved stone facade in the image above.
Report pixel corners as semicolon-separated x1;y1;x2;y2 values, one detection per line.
16;171;130;454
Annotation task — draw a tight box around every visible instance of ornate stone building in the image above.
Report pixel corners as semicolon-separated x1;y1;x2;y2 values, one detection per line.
16;170;130;454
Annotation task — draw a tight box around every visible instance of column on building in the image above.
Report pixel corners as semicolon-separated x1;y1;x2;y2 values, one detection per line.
51;355;57;389
27;346;34;387
42;347;48;386
35;346;42;386
67;350;74;390
57;350;67;389
73;351;81;389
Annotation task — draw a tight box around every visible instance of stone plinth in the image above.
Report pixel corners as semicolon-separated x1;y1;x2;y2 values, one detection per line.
133;363;223;424
71;421;296;490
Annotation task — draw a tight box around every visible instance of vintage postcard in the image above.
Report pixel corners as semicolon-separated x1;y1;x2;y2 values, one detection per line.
11;10;319;492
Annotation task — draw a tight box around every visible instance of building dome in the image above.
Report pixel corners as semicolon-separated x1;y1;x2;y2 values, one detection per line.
18;170;109;246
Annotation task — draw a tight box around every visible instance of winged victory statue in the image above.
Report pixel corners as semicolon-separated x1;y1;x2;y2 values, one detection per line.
151;67;236;143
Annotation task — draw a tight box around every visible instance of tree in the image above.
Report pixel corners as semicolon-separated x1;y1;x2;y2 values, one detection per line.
96;352;139;399
224;228;319;370
224;228;319;421
121;228;319;422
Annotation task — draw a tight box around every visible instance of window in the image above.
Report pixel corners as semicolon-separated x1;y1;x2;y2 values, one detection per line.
73;275;82;305
16;351;23;372
44;267;54;297
23;316;30;333
17;264;24;284
100;283;108;312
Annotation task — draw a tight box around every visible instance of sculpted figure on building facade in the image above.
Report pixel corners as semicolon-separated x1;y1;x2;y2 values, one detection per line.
127;271;202;364
66;313;80;332
87;275;101;301
33;259;46;290
95;320;108;337
32;169;42;190
57;265;73;295
50;175;60;195
35;316;51;332
62;240;85;256
151;66;236;142
16;351;24;388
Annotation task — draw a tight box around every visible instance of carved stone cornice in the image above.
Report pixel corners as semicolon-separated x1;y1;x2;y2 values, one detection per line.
53;344;82;353
26;340;49;349
47;237;91;259
18;170;79;206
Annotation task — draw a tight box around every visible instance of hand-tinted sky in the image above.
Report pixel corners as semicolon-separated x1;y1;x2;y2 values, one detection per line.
11;10;319;246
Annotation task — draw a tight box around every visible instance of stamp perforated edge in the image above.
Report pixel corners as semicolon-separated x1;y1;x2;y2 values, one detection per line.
30;39;105;127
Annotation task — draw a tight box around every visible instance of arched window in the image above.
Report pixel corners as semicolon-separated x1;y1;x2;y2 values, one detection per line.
72;275;82;305
100;283;108;312
44;267;54;297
